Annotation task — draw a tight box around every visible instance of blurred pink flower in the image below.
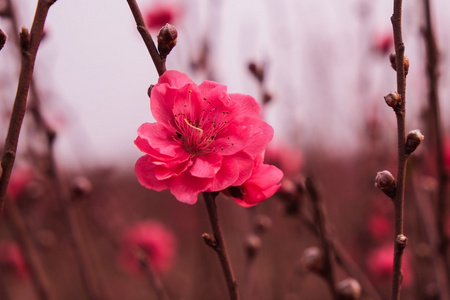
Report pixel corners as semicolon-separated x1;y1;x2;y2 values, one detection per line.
135;70;274;204
6;166;33;200
0;241;29;279
366;244;412;287
118;220;176;275
144;2;182;31
264;141;303;180
232;154;283;207
367;214;392;241
444;137;450;171
372;30;393;56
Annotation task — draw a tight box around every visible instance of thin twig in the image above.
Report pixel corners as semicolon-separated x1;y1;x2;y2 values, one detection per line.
4;198;56;300
305;177;338;300
125;0;166;76
421;0;450;286
0;0;57;214
413;177;450;300
137;254;170;300
202;192;240;300
390;1;408;299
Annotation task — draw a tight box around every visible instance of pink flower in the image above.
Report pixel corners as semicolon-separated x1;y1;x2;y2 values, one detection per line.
231;154;283;207
366;245;412;287
444;137;450;171
264;141;303;180
372;30;393;56
6;166;33;200
118;221;176;275
367;214;392;241
0;241;29;279
144;3;182;31
135;70;274;204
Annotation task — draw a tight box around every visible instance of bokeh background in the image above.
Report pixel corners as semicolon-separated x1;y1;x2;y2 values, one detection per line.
1;0;450;299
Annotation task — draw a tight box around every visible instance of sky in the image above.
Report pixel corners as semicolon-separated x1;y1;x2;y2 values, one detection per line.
1;0;450;171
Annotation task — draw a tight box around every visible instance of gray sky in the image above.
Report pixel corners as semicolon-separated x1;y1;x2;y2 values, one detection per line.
2;0;450;170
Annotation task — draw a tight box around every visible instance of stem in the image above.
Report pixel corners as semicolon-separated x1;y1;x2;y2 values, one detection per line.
391;1;408;299
202;192;240;300
298;210;383;300
421;0;450;285
305;177;338;300
0;0;57;214
137;254;170;300
125;0;166;76
4;199;56;300
413;179;450;300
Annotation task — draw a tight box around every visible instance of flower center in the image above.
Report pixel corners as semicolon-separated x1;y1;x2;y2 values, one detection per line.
171;92;230;157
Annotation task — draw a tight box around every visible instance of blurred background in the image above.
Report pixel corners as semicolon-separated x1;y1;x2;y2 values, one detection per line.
1;0;450;299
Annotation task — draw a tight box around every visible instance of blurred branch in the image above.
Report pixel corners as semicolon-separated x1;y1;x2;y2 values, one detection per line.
4;198;56;300
202;192;240;300
413;177;450;300
0;0;57;214
125;0;166;76
421;0;450;286
305;177;338;300
136;251;170;300
390;1;409;299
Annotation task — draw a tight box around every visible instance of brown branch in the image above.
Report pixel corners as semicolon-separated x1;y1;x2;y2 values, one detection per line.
421;0;450;286
413;178;450;300
305;177;338;300
298;210;383;300
137;253;170;300
202;192;240;300
0;0;57;214
125;0;166;76
390;1;408;299
4;199;56;300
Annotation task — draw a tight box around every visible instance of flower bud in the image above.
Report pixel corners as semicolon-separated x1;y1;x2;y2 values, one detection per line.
0;28;6;51
375;170;396;198
389;53;409;75
157;23;177;58
384;92;401;108
336;278;362;300
244;234;261;259
70;176;92;199
301;247;324;273
405;129;424;155
254;214;272;236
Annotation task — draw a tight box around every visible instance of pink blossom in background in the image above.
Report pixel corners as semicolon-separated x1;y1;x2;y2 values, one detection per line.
135;70;275;204
371;30;393;56
0;241;29;280
6;166;33;200
366;244;412;287
444;137;450;171
144;2;182;31
232;153;283;207
367;214;392;241
118;220;176;275
264;141;303;180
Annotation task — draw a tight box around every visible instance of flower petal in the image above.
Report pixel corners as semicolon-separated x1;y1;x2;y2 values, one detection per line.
168;172;211;204
190;154;222;178
135;156;170;191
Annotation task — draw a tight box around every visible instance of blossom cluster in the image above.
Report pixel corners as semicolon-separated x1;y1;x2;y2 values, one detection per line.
135;71;283;205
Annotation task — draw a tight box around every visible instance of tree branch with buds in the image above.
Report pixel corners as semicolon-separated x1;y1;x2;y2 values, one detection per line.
202;192;240;300
0;0;57;214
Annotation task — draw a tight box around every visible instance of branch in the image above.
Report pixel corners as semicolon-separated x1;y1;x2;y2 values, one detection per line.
0;0;57;214
125;0;166;76
4;199;56;300
202;192;240;300
305;177;338;300
390;1;409;299
421;0;450;285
